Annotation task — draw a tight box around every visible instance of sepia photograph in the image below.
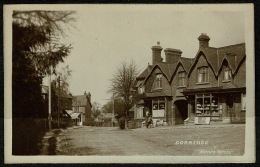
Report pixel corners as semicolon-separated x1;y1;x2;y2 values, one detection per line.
4;4;255;163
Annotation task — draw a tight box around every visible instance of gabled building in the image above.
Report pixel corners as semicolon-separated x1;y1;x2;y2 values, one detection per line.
72;91;92;125
131;34;246;126
183;34;246;124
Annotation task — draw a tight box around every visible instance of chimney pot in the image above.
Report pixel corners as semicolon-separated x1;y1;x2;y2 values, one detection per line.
198;33;210;48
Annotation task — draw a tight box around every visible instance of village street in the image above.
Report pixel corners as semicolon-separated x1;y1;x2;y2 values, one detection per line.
54;124;245;156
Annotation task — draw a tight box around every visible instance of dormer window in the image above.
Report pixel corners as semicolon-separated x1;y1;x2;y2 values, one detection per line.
224;66;232;81
178;71;186;87
197;66;209;83
155;74;162;89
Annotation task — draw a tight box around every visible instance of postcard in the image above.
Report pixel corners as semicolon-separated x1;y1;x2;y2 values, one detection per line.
4;4;255;163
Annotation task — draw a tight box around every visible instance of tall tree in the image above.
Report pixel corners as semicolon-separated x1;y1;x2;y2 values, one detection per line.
12;10;76;155
92;102;101;118
56;65;72;93
109;61;139;125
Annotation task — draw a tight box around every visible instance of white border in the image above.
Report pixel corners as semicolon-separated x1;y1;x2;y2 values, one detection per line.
4;4;255;164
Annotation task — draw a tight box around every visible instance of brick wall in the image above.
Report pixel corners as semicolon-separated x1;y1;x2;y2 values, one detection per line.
234;58;246;87
188;54;218;89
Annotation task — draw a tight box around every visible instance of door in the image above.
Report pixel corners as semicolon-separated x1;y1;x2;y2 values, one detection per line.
226;94;234;122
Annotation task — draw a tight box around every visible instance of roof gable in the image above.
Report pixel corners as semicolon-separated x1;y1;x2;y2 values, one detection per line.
144;62;176;84
187;50;218;77
72;95;91;107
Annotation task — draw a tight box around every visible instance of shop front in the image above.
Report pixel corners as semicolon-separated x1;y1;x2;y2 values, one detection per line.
183;87;246;125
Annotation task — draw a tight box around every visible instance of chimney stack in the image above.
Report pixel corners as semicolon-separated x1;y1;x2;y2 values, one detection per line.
88;92;91;102
198;33;210;48
151;41;163;65
164;48;182;63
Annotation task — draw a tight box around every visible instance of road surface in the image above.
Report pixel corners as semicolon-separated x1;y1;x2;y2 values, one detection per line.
56;125;245;156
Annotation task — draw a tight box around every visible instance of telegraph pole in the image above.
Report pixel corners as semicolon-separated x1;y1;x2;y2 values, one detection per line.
48;68;52;130
57;75;61;128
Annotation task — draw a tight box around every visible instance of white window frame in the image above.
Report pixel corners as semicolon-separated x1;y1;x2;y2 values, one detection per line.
178;71;186;86
224;66;232;81
197;66;209;83
155;74;162;89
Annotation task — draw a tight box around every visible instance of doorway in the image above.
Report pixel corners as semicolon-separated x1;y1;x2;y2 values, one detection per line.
174;100;188;124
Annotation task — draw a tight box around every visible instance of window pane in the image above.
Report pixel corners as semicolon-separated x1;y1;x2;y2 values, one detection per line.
159;102;165;109
153;103;158;110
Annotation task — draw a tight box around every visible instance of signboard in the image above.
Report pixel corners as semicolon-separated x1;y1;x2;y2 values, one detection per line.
194;117;210;125
152;109;165;117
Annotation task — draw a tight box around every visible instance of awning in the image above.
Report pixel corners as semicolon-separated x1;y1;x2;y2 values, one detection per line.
129;104;136;112
183;87;246;95
137;99;145;105
65;110;74;115
70;112;81;119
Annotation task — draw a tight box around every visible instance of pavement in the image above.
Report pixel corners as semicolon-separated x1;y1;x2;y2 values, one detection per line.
43;124;245;156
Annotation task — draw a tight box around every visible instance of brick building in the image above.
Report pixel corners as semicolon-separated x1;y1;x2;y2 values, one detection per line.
72;91;92;125
131;34;246;125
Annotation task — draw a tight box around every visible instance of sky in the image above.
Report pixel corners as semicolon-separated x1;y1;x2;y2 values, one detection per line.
42;5;245;106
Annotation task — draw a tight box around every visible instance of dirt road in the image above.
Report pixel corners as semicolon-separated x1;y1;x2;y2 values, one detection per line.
56;125;245;156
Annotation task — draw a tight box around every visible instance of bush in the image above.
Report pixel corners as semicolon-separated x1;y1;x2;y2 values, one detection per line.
118;117;125;129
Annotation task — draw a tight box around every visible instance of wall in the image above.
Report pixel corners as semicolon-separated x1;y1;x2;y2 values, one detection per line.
145;67;171;95
188;54;218;89
234;58;246;87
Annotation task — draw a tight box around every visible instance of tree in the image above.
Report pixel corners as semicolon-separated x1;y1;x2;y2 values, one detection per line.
92;102;101;118
13;11;76;76
101;98;125;117
12;11;76;118
55;65;72;93
109;61;139;128
12;10;76;155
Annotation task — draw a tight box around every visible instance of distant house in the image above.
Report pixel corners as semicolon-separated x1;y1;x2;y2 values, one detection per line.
72;91;92;125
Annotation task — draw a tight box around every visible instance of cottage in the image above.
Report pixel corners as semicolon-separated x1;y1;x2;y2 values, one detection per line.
131;34;246;126
72;91;92;125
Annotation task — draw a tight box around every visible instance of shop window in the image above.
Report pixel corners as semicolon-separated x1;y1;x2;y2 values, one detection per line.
242;93;246;111
196;94;220;119
197;67;209;83
224;65;232;81
155;74;162;89
152;99;165;118
178;71;186;86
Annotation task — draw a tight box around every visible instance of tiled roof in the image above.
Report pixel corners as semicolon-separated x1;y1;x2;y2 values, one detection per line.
135;43;245;87
188;43;245;76
72;95;91;107
180;57;194;72
137;65;153;79
217;43;245;74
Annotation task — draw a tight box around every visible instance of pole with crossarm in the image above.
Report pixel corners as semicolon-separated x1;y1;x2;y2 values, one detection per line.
48;67;52;130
